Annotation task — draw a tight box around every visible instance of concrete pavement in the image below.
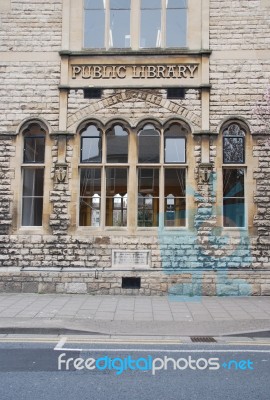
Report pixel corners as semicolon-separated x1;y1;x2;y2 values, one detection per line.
0;293;270;337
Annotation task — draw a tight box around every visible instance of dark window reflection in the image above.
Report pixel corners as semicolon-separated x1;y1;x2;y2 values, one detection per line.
165;169;186;227
80;168;101;226
81;125;102;163
22;168;44;226
24;137;45;163
223;123;245;164
107;125;128;163
223;168;245;227
138;125;160;163
106;168;128;226
138;168;159;227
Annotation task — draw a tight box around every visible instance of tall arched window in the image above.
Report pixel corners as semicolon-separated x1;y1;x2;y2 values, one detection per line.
21;123;46;226
222;122;246;228
136;121;188;228
164;123;187;227
79;123;102;226
79;121;128;227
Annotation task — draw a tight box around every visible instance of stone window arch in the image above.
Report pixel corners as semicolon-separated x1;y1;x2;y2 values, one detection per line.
220;120;251;229
20;122;47;227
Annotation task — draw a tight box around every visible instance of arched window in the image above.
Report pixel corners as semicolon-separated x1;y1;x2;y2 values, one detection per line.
164;123;187;163
106;124;128;163
79;121;128;227
222;122;246;228
21;123;46;226
80;124;102;163
223;123;245;164
138;124;160;163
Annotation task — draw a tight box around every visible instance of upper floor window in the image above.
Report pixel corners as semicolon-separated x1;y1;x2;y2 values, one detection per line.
140;0;187;48
83;0;187;49
21;123;46;226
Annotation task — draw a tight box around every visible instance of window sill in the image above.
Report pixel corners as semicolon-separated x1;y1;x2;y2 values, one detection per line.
59;49;211;57
17;227;45;235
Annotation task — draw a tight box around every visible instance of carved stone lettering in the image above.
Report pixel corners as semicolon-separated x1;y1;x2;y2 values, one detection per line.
71;64;199;80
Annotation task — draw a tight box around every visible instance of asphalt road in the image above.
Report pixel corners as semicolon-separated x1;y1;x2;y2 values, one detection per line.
0;339;269;400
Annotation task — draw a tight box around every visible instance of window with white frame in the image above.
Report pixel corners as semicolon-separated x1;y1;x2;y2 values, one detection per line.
222;123;246;228
83;0;187;49
79;120;188;229
21;123;45;226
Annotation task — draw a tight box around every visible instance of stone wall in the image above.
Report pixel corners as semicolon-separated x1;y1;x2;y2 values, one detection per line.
209;0;270;133
0;0;269;295
0;269;269;296
0;0;62;52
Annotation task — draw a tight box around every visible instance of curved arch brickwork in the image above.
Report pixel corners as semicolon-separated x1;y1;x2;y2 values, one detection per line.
67;89;201;131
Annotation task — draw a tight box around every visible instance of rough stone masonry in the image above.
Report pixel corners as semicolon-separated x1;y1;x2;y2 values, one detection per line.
0;0;270;295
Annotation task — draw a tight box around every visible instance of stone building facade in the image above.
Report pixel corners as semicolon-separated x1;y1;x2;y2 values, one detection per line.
0;0;270;295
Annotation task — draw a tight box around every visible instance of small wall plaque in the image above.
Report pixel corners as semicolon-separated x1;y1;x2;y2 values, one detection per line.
112;250;151;269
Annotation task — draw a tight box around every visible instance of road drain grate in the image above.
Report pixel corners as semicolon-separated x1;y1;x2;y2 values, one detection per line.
191;337;216;343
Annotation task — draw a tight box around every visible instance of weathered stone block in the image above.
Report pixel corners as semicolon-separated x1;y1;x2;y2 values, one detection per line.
38;283;56;294
22;282;39;293
65;282;87;294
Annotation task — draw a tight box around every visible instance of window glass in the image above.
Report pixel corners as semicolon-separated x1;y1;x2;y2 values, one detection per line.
110;0;131;48
106;168;128;226
84;0;105;48
24;137;45;163
140;0;161;48
23;124;45;163
22;168;44;226
164;124;187;163
164;169;185;226
138;124;160;163
81;125;102;163
223;168;245;227
138;168;159;227
80;168;101;226
166;0;187;47
107;125;128;163
165;138;185;163
223;124;245;164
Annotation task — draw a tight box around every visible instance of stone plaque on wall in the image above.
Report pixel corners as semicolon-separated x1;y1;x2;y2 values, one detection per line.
112;250;151;269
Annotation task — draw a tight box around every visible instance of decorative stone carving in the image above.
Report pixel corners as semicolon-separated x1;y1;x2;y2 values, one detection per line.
199;163;213;184
55;163;68;183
